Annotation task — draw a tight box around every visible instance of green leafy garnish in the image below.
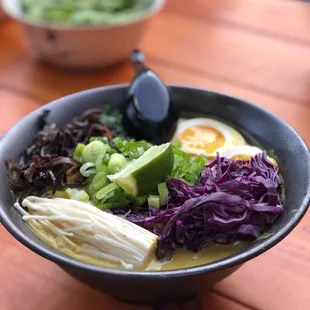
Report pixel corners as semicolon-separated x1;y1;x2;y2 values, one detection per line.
169;147;207;185
100;106;126;138
20;0;154;26
113;137;152;160
94;183;136;209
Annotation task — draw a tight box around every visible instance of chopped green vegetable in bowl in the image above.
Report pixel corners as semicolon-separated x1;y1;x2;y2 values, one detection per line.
2;0;165;69
20;0;155;25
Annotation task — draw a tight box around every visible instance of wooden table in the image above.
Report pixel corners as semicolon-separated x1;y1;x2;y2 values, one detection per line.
1;1;310;309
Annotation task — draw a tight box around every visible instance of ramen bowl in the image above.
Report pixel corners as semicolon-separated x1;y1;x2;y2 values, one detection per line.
0;85;309;303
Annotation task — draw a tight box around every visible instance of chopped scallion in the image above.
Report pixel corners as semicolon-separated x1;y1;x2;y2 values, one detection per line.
92;171;107;190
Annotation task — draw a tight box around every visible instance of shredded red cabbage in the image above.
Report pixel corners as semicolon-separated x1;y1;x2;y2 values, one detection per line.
113;152;283;260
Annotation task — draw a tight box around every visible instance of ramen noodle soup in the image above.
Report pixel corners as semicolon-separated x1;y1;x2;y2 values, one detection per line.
6;108;283;271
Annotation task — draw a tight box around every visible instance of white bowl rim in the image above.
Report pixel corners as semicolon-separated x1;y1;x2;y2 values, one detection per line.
2;0;166;31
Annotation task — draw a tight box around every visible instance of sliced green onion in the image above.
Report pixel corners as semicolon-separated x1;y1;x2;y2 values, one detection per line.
76;190;89;202
82;140;108;163
73;143;86;163
98;203;114;210
95;154;109;173
158;182;169;206
87;184;96;197
136;196;147;206
113;137;124;147
52;188;73;199
90;191;102;206
92;171;107;190
148;195;161;209
90;136;109;144
107;153;127;174
65;188;74;199
96;183;119;200
80;162;97;177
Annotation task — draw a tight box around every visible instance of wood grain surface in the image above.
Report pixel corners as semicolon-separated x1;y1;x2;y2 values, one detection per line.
1;1;310;309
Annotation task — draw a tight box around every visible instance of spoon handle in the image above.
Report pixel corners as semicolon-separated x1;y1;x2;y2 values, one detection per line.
130;49;147;72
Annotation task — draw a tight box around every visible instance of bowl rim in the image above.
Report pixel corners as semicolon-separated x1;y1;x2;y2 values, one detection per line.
2;0;166;31
0;84;310;279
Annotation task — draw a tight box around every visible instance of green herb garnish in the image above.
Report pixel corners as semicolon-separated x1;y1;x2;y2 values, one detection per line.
169;147;207;185
21;0;154;26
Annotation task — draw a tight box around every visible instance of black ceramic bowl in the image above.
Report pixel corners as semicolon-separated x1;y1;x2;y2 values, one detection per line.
0;85;309;303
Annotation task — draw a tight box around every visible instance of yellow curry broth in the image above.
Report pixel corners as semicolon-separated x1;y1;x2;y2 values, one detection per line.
147;242;248;271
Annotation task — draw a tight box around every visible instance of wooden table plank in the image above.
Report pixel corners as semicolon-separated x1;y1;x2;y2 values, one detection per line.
0;89;40;135
166;0;310;45
141;11;310;105
3;14;310;105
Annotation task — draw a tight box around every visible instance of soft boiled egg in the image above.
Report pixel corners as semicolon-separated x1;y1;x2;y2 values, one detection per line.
221;145;263;161
221;145;278;166
174;118;246;157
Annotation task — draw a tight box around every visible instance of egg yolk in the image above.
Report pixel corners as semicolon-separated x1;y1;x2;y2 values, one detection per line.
231;155;252;161
179;125;225;153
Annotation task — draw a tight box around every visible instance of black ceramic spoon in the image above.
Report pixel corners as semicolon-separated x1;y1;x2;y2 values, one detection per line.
122;50;179;144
